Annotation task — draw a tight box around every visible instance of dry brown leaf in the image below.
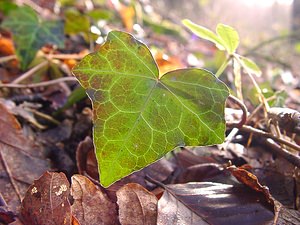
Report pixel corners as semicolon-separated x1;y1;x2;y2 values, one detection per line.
116;183;157;225
70;175;118;225
158;182;275;225
0;37;15;56
21;172;71;225
154;51;183;76
0;102;50;212
226;165;276;205
118;4;135;31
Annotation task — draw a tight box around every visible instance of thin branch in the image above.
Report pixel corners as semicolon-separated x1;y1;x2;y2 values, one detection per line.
0;55;17;64
0;77;77;88
145;175;166;188
244;32;300;56
11;61;49;84
263;139;300;168
47;54;84;60
234;54;270;116
240;125;300;152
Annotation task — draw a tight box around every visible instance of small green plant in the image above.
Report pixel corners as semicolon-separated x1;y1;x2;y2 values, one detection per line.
182;19;268;111
72;31;229;187
2;6;64;70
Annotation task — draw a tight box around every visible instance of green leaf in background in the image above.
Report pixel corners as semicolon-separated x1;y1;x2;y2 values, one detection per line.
64;9;90;39
216;24;239;54
87;9;114;21
182;19;225;50
239;56;262;77
73;31;229;187
0;0;18;15
1;6;64;70
182;20;240;54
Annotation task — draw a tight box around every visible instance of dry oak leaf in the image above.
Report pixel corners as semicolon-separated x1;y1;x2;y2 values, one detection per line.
0;102;50;212
21;172;71;225
70;175;118;225
116;183;157;225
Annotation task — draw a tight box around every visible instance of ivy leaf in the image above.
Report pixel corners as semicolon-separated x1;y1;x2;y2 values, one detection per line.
239;56;262;77
182;19;225;51
1;6;64;70
216;23;239;54
72;31;229;187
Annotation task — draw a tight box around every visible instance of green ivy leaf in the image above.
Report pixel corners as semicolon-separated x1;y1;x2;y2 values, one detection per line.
182;19;225;51
1;6;64;70
72;31;229;187
216;24;239;54
239;56;262;77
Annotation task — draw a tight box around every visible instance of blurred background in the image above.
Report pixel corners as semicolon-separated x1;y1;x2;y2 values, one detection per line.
1;0;300;105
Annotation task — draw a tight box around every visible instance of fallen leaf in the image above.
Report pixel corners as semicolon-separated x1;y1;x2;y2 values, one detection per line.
21;172;71;225
76;136;98;179
70;174;118;225
154;51;183;75
276;207;300;224
226;165;276;205
117;183;157;225
175;163;225;183
0;36;15;56
157;182;275;225
0;194;15;224
118;4;135;31
0;102;50;212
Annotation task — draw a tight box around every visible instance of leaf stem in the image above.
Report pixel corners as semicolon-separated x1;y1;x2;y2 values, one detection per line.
145;175;166;189
0;77;77;88
0;55;17;64
11;60;49;84
233;54;270;116
240;125;300;152
226;95;248;128
215;56;231;77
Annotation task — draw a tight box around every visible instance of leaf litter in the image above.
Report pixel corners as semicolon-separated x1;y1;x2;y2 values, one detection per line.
1;1;300;224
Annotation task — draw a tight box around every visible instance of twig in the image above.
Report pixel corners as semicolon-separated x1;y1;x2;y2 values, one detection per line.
0;55;17;64
234;54;270;117
244;32;300;56
0;77;77;88
240;125;300;152
145;175;166;188
27;108;60;125
0;152;22;203
47;54;84;60
11;60;49;84
263;139;300;168
226;94;248;128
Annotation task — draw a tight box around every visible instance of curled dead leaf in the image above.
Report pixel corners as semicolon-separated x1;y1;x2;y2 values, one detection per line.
70;175;118;225
117;183;157;225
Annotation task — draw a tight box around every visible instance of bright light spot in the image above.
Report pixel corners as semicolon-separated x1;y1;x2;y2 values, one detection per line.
90;25;101;35
240;0;293;7
280;70;295;84
277;0;294;5
96;36;104;44
97;20;107;28
133;24;145;37
162;54;169;60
